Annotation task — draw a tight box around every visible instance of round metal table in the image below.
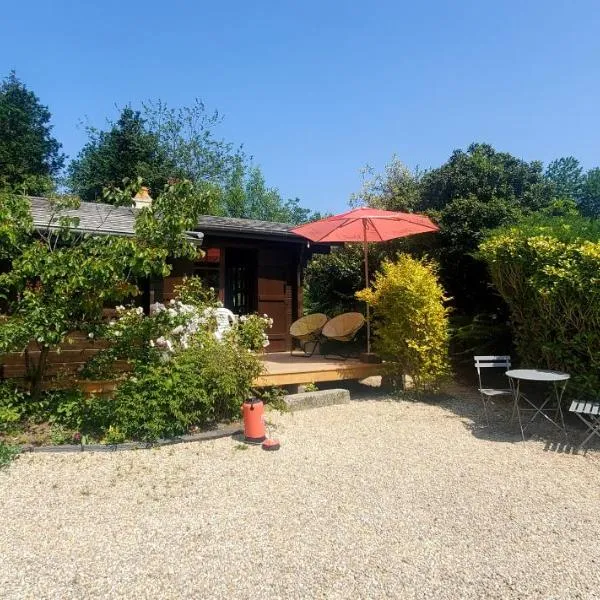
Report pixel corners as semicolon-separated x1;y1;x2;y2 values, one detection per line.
505;369;570;439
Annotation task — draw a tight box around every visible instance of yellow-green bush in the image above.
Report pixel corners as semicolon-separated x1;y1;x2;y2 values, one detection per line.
356;254;451;390
479;216;600;395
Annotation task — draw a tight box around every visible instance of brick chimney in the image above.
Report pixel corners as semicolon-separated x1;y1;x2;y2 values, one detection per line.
133;186;153;209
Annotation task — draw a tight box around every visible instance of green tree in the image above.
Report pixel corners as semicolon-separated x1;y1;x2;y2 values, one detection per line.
545;156;584;200
0;179;208;399
68;107;173;202
0;71;65;193
142;99;243;185
222;164;316;224
580;167;600;218
419;142;554;212
350;157;422;211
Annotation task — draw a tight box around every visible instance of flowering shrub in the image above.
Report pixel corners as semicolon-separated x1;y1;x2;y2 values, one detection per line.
227;313;273;351
111;331;262;441
80;301;202;378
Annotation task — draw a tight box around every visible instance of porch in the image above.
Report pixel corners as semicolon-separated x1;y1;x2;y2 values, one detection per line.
253;352;384;387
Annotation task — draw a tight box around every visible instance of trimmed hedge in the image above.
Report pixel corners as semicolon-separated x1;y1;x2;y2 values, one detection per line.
479;216;600;396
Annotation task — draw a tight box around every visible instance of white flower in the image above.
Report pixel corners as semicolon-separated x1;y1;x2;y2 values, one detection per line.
167;308;177;317
150;303;165;314
88;332;94;339
108;320;116;327
113;330;122;337
166;340;174;353
149;340;155;347
263;314;268;318
136;306;143;315
240;315;247;322
172;325;185;335
116;305;125;312
169;299;176;305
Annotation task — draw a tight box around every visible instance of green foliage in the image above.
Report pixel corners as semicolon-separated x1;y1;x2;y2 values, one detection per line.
222;163;317;224
356;254;451;390
258;386;289;412
173;276;218;311
304;246;369;316
419;143;554;212
545;156;584;200
0;441;19;467
580;167;600;218
0;381;26;431
0;71;64;193
0;181;203;398
66;100;316;224
350;157;422;212
142;99;243;186
112;332;261;441
479;215;600;395
68;107;173;202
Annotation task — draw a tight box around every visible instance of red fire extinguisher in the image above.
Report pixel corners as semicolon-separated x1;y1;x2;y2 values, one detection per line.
242;397;266;443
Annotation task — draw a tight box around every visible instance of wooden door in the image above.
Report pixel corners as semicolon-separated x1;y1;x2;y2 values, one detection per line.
257;249;292;352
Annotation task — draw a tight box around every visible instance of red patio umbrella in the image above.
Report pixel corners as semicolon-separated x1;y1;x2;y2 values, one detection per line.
291;207;439;354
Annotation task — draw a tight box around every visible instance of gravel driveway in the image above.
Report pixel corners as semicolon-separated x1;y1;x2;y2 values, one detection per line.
1;392;599;600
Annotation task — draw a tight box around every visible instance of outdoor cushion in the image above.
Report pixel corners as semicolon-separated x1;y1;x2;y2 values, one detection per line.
321;312;365;342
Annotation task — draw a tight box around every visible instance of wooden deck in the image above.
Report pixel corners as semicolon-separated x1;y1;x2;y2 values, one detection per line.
253;352;384;387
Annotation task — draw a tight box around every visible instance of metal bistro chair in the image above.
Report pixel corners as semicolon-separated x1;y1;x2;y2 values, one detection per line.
289;313;328;357
474;355;512;423
569;399;600;449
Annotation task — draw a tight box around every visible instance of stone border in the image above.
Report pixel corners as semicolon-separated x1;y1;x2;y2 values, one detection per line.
19;423;243;454
284;388;351;411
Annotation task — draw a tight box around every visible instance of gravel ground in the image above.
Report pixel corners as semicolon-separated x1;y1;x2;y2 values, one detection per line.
1;389;599;600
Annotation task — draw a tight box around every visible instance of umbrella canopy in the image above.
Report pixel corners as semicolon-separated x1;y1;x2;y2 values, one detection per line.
291;207;439;354
291;207;438;243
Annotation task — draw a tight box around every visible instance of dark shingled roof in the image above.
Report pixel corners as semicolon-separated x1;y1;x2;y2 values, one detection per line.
30;196;139;237
28;197;304;242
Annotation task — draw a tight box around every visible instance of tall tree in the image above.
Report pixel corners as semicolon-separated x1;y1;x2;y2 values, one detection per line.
0;71;65;193
142;99;243;185
580;167;600;218
545;156;584;200
222;164;316;224
419;143;554;212
350;157;422;211
68;107;172;202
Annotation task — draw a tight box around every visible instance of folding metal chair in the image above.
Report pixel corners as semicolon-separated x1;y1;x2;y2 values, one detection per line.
569;399;600;449
474;355;512;423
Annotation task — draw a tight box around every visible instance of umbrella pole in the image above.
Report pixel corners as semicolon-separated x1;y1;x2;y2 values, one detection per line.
363;220;370;354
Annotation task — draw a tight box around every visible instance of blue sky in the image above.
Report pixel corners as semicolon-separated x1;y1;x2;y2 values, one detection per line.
2;0;599;213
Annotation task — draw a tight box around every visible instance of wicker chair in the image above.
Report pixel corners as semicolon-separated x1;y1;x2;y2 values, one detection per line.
321;312;365;359
289;313;328;357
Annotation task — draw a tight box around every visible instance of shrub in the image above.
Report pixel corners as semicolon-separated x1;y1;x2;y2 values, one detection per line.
80;300;203;378
356;254;451;390
0;441;19;467
111;332;262;441
479;215;600;395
